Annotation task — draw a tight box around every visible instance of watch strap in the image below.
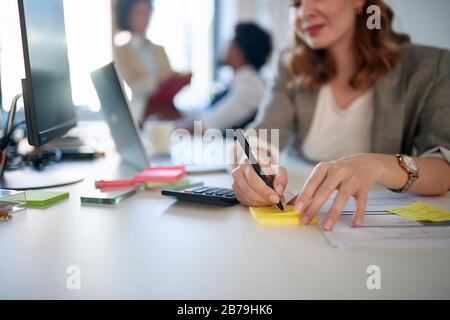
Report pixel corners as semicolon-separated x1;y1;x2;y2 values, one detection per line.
389;154;419;193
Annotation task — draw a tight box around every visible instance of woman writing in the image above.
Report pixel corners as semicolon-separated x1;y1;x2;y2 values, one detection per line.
232;0;450;230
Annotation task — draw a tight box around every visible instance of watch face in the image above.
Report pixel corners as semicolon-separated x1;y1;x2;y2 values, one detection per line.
403;156;418;172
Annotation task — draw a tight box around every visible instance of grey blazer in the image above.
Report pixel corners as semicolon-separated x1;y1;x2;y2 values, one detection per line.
250;44;450;163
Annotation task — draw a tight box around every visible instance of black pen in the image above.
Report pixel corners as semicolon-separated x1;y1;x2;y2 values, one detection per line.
233;128;285;212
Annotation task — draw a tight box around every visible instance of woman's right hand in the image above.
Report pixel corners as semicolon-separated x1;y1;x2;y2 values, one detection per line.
231;161;288;206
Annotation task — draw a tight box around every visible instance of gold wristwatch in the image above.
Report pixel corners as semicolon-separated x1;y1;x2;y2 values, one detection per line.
389;154;419;193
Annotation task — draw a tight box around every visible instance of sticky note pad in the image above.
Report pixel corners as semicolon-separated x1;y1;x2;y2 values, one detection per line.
387;202;450;222
134;167;186;183
146;178;190;189
249;205;317;227
25;191;69;207
146;179;203;190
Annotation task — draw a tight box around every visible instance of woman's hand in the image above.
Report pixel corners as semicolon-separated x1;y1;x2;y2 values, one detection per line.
232;161;288;207
294;154;386;231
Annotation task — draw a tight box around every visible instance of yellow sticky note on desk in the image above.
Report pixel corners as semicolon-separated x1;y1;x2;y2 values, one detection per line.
387;202;450;222
249;205;317;227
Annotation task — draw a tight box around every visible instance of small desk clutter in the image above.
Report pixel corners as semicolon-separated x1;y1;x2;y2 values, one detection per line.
83;165;202;206
0;189;70;221
0;190;26;221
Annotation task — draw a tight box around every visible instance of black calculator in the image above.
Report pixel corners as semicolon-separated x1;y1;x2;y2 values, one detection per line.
161;186;239;206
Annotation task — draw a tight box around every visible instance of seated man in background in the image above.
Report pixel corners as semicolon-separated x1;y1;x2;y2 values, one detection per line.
114;0;189;123
177;22;273;133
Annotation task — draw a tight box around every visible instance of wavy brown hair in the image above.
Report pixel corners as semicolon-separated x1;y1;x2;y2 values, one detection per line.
289;0;410;90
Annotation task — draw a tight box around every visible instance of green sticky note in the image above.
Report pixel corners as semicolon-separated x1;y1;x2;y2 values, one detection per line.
25;190;69;207
146;178;195;189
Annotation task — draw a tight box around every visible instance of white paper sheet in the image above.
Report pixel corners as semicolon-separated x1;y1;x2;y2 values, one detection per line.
321;218;450;249
318;189;450;249
323;190;417;213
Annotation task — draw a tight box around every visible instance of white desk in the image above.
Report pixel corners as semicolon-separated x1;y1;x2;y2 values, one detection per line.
1;122;449;299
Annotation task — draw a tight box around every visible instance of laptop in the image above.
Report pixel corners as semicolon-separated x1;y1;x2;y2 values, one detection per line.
90;62;228;174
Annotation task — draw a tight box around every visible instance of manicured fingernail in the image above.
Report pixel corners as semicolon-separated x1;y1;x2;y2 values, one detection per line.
270;195;279;203
300;216;309;225
323;218;334;230
275;184;284;195
295;201;304;213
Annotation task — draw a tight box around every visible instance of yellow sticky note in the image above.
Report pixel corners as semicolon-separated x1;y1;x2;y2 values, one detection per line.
249;205;317;227
387;202;450;222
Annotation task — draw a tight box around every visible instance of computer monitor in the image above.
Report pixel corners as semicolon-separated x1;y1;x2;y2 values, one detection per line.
0;0;83;189
18;0;77;147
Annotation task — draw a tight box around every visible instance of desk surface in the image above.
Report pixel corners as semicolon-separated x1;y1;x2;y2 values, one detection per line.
1;122;449;299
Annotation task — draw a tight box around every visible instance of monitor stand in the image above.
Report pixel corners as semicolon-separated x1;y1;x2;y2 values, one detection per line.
0;166;84;190
0;94;84;190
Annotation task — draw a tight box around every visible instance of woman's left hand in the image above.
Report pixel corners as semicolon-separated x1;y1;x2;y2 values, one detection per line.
293;154;386;231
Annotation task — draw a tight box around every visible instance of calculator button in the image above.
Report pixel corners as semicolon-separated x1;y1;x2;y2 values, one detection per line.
192;187;211;193
204;189;220;195
224;194;236;198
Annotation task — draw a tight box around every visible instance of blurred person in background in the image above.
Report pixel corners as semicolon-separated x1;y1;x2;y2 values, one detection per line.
177;22;272;133
114;0;189;123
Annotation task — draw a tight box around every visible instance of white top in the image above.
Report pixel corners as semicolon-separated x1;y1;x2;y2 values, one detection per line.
203;65;266;131
129;35;160;121
302;84;374;162
130;35;159;78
